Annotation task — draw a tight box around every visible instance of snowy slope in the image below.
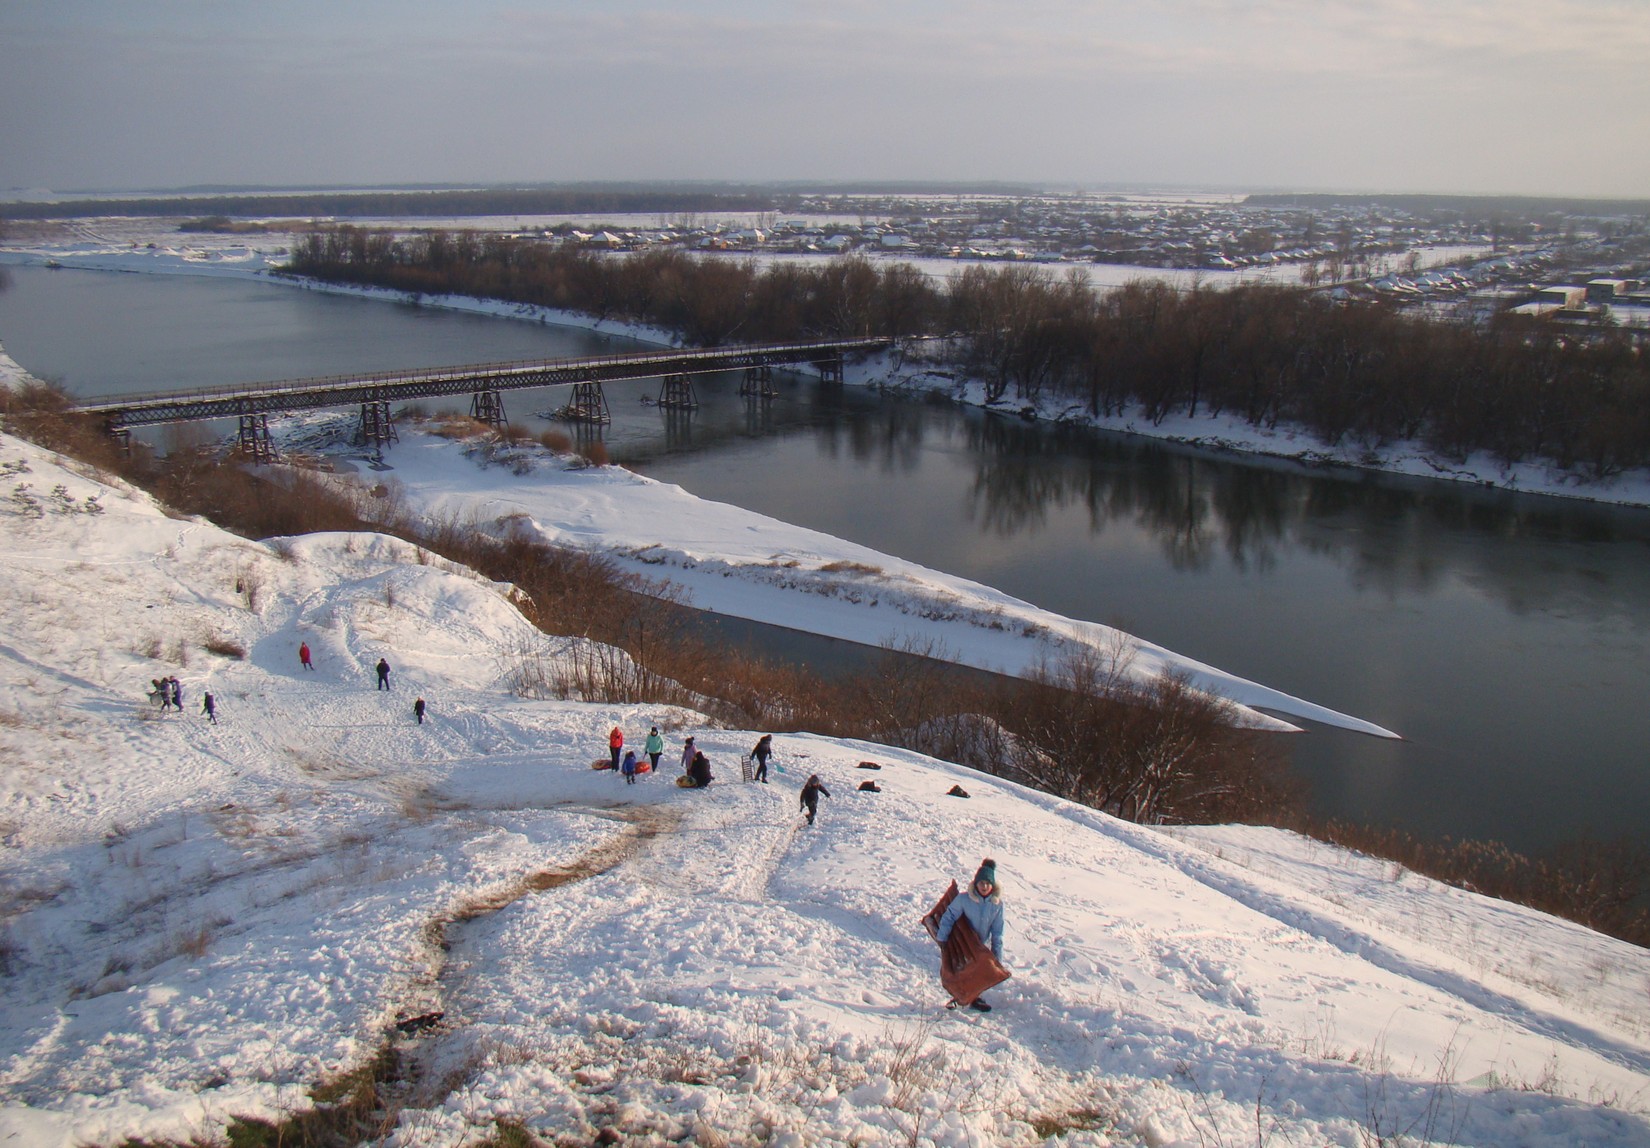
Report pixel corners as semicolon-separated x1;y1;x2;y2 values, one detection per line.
0;430;1648;1147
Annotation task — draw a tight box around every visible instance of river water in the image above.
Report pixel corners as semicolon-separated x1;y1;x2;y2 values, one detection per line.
3;264;1647;855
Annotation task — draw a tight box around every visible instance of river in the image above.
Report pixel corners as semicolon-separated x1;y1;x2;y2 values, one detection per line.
3;263;1647;855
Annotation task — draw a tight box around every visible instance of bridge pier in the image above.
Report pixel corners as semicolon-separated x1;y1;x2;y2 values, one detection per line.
237;414;279;464
658;373;698;410
816;354;845;386
469;389;508;430
355;400;399;457
558;380;611;424
740;364;777;399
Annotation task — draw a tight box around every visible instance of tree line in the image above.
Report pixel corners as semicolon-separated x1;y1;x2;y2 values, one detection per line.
287;226;1650;479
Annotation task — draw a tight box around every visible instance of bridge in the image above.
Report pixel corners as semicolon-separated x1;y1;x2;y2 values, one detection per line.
71;336;893;461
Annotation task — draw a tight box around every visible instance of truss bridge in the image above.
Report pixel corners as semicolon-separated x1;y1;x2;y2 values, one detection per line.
70;337;892;461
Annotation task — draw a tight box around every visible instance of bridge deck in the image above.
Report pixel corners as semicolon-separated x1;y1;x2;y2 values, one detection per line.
71;337;892;428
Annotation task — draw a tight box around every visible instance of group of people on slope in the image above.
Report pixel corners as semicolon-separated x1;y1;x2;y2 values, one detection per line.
298;644;428;724
606;725;715;787
161;643;432;728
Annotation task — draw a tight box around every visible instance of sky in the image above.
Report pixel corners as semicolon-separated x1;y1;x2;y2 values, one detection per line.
1;1;1648;199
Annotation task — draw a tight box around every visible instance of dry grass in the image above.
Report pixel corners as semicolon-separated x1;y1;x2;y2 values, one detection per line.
202;634;248;659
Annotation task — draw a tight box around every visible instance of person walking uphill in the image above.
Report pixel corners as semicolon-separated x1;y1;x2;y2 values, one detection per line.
201;691;217;724
751;734;775;783
609;726;624;771
645;726;665;774
376;658;391;690
413;697;426;725
929;858;1010;1012
299;642;314;671
800;774;831;825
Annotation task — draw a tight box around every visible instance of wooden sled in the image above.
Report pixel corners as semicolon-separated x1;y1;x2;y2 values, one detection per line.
920;880;1011;1008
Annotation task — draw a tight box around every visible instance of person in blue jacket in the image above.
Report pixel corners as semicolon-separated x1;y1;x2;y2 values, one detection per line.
935;858;1005;1011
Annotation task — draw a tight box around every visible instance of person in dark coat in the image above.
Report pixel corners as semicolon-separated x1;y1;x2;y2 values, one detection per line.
800;774;831;825
413;697;426;724
688;750;713;788
168;677;183;711
201;691;217;724
935;859;1006;1012
152;678;170;711
751;734;774;783
376;658;391;690
299;642;314;671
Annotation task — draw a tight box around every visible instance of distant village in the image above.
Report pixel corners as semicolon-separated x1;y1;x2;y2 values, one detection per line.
541;191;1650;332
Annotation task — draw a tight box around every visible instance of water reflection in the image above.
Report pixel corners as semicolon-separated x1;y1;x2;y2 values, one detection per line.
952;411;1650;619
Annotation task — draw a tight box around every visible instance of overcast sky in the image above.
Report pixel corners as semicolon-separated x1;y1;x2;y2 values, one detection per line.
2;0;1646;198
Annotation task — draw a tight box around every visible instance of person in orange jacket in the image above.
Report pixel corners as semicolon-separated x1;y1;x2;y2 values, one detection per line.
609;725;624;771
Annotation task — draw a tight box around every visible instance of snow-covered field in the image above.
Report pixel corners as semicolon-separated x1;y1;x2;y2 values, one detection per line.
2;425;1649;1147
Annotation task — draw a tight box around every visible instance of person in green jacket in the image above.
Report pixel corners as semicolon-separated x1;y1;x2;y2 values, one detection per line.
644;726;665;774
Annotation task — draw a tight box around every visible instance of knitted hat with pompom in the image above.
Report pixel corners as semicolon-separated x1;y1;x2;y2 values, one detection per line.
973;858;998;891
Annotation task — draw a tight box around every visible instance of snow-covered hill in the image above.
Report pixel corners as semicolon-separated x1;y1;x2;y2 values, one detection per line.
1;429;1647;1148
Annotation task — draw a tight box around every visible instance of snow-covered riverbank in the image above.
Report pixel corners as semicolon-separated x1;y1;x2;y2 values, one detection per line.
1;425;1646;1147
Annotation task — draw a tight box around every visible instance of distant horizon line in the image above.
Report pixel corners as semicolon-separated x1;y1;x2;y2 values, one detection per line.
5;179;1648;207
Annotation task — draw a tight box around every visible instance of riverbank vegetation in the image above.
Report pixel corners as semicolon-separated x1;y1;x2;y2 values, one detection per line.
4;384;1646;947
287;226;1650;480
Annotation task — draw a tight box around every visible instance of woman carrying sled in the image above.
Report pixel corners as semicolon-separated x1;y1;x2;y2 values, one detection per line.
928;858;1008;1012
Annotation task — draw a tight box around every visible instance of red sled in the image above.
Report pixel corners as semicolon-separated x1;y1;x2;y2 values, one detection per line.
920;880;1011;1008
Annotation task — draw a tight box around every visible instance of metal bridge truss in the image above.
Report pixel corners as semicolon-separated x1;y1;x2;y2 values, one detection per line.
657;374;697;409
559;380;610;424
237;415;279;463
80;339;887;429
74;338;889;459
468;389;507;430
816;353;845;385
740;364;777;398
354;399;401;456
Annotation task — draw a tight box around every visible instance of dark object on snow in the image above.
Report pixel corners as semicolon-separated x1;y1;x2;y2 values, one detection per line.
858;780;881;792
857;761;882;770
394;1012;444;1035
921;880;1011;1009
376;657;391;690
947;784;970;798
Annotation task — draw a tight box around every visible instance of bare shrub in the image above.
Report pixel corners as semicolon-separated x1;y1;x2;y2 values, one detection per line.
236;564;264;610
203;634;248;659
539;427;573;452
820;559;882;575
269;537;299;562
429;416;491;440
